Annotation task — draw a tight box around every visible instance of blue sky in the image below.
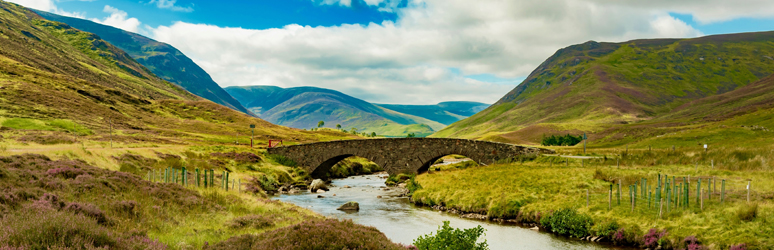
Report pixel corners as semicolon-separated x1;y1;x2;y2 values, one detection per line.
9;0;774;104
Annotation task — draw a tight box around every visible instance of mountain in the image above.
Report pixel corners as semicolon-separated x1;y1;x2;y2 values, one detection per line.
32;10;254;116
0;1;347;144
434;31;774;144
375;101;489;125
225;86;455;137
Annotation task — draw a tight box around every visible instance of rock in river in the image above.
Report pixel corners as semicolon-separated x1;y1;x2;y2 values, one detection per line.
337;201;360;211
310;179;328;192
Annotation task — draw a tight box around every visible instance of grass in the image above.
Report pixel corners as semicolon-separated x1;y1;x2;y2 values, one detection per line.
411;147;774;249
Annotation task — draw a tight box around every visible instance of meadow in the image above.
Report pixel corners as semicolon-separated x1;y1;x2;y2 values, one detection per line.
411;146;774;249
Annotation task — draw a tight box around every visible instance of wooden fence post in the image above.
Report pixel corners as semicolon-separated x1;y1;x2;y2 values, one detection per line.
609;185;612;210
700;179;704;211
203;169;208;188
659;198;663;219
747;180;751;203
196;168;200;187
630;186;634;212
182;167;187;187
697;179;701;206
586;189;589;207
617;182;621;205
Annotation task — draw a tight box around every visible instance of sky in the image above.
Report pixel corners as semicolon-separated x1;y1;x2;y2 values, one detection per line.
7;0;774;105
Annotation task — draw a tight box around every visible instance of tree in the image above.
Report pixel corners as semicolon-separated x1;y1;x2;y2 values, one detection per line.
336;124;341;129
317;121;325;128
413;221;488;250
350;127;358;134
371;132;377;137
406;133;416;138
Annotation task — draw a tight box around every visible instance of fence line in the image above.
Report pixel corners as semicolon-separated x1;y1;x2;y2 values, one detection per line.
147;167;241;193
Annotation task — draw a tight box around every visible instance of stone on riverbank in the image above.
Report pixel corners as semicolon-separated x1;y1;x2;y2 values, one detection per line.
310;179;328;192
337;201;360;211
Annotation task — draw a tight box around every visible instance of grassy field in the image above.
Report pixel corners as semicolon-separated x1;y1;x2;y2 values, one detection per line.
411;147;774;249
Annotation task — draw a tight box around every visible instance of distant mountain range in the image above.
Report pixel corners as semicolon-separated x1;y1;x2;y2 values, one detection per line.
435;31;774;145
34;10;254;116
225;86;489;137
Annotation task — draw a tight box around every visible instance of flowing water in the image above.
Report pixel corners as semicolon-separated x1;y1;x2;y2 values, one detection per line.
275;173;628;250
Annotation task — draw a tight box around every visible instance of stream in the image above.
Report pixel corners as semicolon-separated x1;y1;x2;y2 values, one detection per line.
275;173;626;250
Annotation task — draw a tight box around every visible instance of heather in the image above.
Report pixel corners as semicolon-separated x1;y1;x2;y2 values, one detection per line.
205;219;406;250
0;154;317;249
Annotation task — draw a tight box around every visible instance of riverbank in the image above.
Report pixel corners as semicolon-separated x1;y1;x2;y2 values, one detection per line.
410;154;773;250
275;173;614;250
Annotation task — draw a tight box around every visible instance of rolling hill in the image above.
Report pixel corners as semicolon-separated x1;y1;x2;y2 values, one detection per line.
375;101;489;125
0;1;349;145
434;31;774;145
225;86;485;137
32;10;254;116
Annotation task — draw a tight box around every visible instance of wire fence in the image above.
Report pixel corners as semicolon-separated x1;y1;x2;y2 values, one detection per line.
146;167;241;192
575;173;758;218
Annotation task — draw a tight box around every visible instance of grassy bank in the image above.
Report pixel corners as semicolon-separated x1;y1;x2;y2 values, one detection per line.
411;149;774;249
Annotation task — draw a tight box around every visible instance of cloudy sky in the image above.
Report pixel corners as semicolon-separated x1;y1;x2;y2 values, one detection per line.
8;0;774;104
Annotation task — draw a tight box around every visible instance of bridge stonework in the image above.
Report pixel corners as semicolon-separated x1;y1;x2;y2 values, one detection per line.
266;138;554;176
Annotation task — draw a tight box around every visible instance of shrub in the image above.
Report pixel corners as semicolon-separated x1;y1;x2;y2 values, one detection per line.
541;134;583;146
413;221;488;250
64;202;108;225
46;167;86;179
643;228;667;248
227;215;275;230
590;220;619;238
540;208;593;238
611;225;642;246
737;203;758;221
113;200;138;217
730;243;747;250
683;235;704;250
406;175;422;194
206;219;405;250
0;206;116;249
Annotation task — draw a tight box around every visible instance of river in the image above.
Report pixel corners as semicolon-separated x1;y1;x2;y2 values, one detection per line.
275;173;628;250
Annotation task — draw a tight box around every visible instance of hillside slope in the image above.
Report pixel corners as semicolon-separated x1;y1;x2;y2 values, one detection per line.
435;31;774;143
375;101;489;125
33;10;253;116
225;85;444;136
0;1;349;145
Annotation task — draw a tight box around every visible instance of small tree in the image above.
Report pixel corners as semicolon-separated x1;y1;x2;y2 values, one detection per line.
406;133;416;138
350;127;358;134
336;124;341;129
371;132;377;137
413;221;488;250
317;121;325;128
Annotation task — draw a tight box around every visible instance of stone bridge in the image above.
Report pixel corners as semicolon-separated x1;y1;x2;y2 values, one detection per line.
266;138;554;176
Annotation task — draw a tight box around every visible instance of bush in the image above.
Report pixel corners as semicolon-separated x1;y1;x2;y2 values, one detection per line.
643;228;667;248
0;206;116;249
590;220;619;238
540;208;593;238
683;235;704;250
406;175;422;195
541;134;583;146
206;219;405;250
64;202;108;225
737;203;758;221
413;221;488;250
730;243;747;250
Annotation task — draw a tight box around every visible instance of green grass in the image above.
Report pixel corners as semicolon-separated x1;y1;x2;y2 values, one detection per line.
412;148;774;249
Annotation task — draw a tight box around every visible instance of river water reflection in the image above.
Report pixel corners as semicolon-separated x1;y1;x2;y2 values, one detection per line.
275;173;626;250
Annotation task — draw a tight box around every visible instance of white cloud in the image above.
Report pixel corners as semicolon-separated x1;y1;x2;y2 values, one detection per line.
148;0;193;12
6;0;85;18
90;5;141;33
149;0;714;104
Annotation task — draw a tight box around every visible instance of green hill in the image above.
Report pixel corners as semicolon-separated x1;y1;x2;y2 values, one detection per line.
375;101;489;125
32;10;254;116
0;1;347;145
225;86;444;137
434;31;774;144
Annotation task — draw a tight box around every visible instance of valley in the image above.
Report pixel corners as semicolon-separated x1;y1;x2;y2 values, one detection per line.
1;0;774;249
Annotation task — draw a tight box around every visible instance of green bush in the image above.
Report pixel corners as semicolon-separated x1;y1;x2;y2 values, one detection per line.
413;221;488;250
541;134;583;146
407;175;422;194
591;220;619;238
540;208;593;238
737;203;758;222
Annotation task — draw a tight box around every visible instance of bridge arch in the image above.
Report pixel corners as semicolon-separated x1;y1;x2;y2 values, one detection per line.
267;138;553;176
